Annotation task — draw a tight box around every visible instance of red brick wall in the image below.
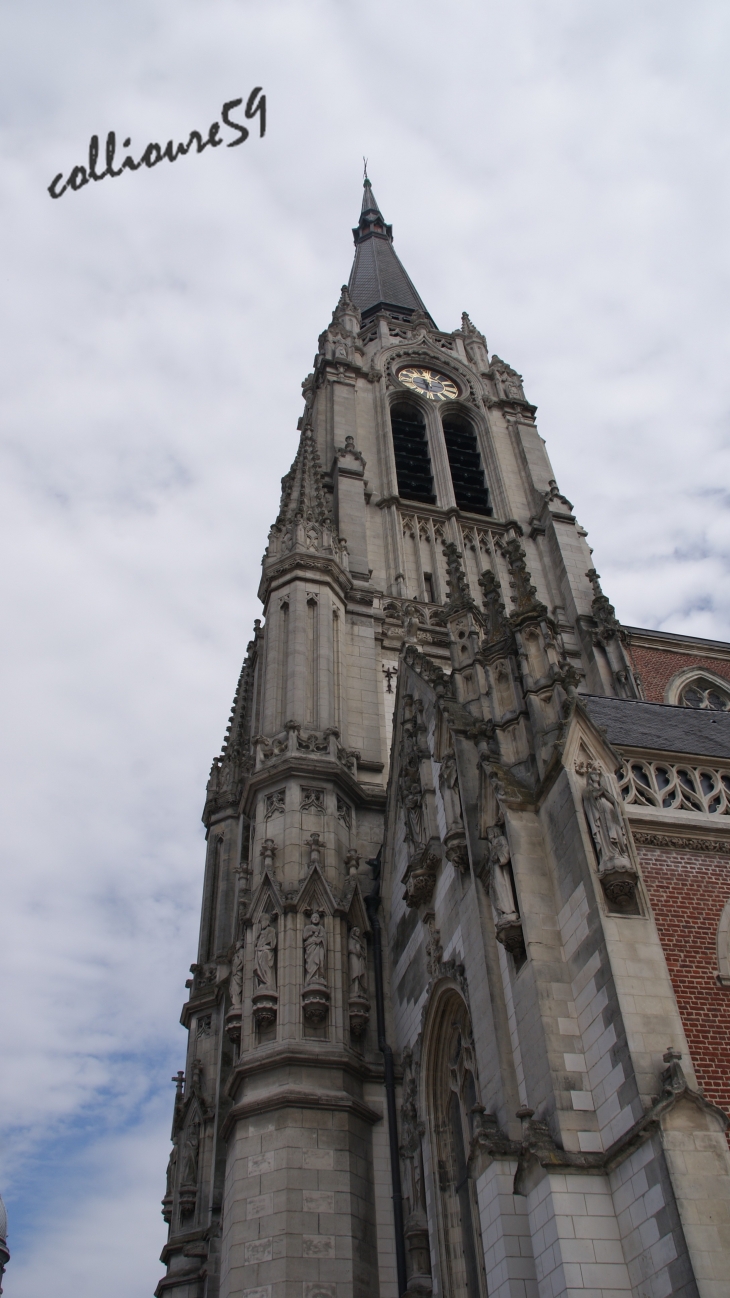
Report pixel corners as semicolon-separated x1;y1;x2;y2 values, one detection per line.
629;646;730;704
638;844;730;1119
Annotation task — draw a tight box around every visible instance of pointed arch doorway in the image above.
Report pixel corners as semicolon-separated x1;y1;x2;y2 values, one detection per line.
426;988;487;1298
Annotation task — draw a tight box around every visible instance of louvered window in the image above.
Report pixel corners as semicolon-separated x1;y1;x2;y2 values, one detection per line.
442;416;492;516
391;403;435;504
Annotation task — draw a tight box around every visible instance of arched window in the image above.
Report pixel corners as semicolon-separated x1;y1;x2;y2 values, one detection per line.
428;992;485;1298
442;415;492;516
679;676;730;712
391;402;435;504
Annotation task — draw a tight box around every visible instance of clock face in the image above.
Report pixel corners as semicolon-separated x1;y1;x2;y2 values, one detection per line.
398;365;459;402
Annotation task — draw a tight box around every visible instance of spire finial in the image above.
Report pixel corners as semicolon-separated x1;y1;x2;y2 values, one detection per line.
363;156;368;184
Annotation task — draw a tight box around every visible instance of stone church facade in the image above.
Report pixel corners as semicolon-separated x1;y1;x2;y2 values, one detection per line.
155;180;730;1298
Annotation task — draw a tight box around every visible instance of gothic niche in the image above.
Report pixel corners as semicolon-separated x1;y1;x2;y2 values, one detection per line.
576;758;640;913
302;909;330;1023
161;1141;178;1223
428;994;486;1298
483;822;525;962
252;912;278;1028
400;695;442;908
400;1050;432;1296
178;1109;201;1220
439;749;469;872
225;930;245;1043
348;926;370;1037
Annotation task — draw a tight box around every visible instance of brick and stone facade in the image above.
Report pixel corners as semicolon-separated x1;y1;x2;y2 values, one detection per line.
638;844;730;1118
626;630;730;705
155;178;730;1298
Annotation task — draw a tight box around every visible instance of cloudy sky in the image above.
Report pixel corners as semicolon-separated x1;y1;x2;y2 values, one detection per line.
1;0;729;1292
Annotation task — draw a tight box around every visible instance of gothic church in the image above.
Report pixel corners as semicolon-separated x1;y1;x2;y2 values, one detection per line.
156;179;730;1298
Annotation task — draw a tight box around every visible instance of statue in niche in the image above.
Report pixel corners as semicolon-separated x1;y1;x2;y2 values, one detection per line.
344;848;360;876
402;602;421;642
254;914;277;992
439;750;463;832
303;911;327;986
348;928;368;997
580;761;631;871
401;1072;425;1217
403;779;424;847
164;1143;178;1198
400;1052;432;1290
229;936;244;1007
485;824;519;924
305;832;323;867
181;1115;200;1187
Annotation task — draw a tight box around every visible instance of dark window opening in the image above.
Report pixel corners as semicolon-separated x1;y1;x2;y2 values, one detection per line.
442;416;492;516
391;402;435;504
423;572;435;604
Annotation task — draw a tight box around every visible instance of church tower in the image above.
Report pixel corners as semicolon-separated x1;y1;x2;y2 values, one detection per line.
156;180;730;1298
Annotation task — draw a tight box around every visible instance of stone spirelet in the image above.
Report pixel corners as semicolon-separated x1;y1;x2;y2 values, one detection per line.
48;88;265;199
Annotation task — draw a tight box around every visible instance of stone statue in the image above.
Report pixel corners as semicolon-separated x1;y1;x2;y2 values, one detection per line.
165;1143;178;1197
348;927;367;997
581;762;631;871
400;1072;425;1215
303;911;327;986
306;832;323;867
229;936;244;1007
485;824;519;923
402;602;421;642
439;749;463;833
181;1116;200;1186
254;915;277;991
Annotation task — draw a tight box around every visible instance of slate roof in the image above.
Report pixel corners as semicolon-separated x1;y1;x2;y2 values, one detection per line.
348;179;434;324
582;694;730;761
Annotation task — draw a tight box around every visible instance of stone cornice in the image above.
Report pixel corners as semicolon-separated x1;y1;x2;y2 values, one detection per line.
618;743;730;767
225;1041;386;1094
624;625;730;660
179;987;220;1030
241;756;386;815
472;1077;729;1196
259;551;352;605
221;1084;383;1140
159;1227;209;1264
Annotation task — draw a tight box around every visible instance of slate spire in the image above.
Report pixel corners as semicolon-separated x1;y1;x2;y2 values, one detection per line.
348;174;435;325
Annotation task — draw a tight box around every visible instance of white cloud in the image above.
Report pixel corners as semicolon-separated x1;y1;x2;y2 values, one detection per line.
1;0;729;1290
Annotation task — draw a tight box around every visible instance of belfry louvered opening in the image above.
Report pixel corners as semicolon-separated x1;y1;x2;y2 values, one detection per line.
442;415;492;516
390;402;435;504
